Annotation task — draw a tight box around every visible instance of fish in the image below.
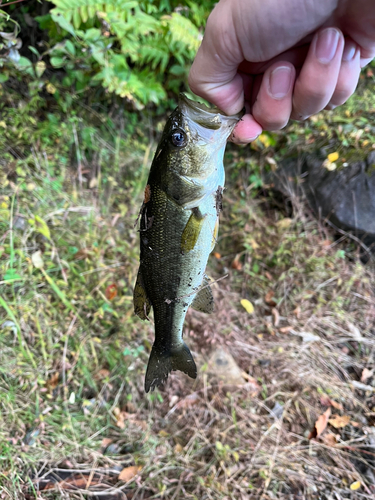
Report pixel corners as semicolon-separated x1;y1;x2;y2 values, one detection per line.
133;94;243;392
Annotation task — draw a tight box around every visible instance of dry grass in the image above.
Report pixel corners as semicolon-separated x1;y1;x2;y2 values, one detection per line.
1;80;375;500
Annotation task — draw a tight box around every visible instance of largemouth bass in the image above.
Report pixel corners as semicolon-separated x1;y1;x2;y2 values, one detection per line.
134;94;242;392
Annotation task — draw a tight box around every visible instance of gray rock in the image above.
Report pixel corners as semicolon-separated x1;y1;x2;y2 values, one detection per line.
270;152;375;252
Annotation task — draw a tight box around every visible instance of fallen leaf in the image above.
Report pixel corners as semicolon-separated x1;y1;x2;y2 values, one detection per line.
279;326;293;333
328;414;351;428
174;443;183;453
323;158;337;171
320;239;332;247
328;151;339;162
240;299;254;314
31;250;44;269
361;367;374;383
46;372;59;390
347;322;362;340
293;306;301;319
74;248;91;260
118;465;142;482
350;481;361;491
271;308;280;327
309;408;331;439
249;238;259;249
231;255;242;270
276;218;292;229
105;283;117;301
95;369;110;380
265;271;273;280
114;408;126;429
101;438;113;449
320;395;343;410
176;393;200;409
322;433;337;446
34;215;51;240
265;290;276;307
316;408;331;436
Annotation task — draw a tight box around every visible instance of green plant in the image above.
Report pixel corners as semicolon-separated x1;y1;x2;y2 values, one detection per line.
4;0;216;108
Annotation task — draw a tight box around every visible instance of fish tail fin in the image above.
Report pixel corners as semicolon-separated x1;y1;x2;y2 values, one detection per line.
145;342;197;393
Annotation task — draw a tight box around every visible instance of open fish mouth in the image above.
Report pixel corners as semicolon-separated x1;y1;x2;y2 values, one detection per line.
179;94;244;135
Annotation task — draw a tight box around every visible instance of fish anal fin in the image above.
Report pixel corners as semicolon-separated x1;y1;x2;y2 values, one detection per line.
133;269;151;320
191;275;214;314
145;342;197;393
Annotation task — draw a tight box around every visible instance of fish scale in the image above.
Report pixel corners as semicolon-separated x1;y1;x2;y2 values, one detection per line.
133;94;243;392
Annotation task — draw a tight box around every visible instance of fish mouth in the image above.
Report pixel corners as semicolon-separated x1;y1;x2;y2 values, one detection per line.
179;94;244;135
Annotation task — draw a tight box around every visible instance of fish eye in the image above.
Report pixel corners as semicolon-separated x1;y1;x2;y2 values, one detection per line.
170;129;187;148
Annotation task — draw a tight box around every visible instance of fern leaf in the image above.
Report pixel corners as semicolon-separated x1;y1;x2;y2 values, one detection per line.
166;13;201;52
80;5;88;23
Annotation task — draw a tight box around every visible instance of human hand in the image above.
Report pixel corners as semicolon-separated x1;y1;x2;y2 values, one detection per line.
188;0;375;144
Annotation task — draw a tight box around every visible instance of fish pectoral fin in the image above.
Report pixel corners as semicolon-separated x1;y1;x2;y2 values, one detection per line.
166;173;206;208
133;269;151;320
181;209;205;253
191;275;214;314
145;342;197;392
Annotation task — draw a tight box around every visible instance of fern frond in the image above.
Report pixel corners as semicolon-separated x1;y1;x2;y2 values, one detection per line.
165;13;201;52
138;41;169;72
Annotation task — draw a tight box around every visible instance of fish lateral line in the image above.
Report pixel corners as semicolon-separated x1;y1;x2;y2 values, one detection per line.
164;273;228;304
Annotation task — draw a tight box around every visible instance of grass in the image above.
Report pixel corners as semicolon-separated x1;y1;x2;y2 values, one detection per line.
0;73;375;499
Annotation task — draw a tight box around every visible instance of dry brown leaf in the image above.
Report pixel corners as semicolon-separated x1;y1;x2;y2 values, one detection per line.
176;393;200;409
36;472;105;491
114;408;128;429
46;372;59;390
320;239;331;247
293;306;301;319
118;465;141;482
328;414;351;428
101;438;113;449
309;408;331;439
322;433;337;446
361;367;374;383
316;408;331;436
95;369;110;380
271;308;280;327
279;326;293;333
174;443;183;453
265;290;276;306
320;395;343;410
231;255;242;270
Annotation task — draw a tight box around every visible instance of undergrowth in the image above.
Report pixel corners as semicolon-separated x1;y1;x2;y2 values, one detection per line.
0;50;375;500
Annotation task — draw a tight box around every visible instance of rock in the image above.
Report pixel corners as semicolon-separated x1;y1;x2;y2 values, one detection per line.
206;347;245;386
270;151;375;252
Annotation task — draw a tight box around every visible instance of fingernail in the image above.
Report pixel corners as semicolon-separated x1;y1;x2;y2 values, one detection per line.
231;134;259;145
269;66;293;99
315;28;340;63
342;40;356;61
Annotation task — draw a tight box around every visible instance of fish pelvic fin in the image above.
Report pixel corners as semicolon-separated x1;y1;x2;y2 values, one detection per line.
145;342;197;393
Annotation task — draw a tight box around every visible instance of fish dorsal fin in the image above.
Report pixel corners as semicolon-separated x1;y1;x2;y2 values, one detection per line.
191;275;214;314
133;269;151;320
